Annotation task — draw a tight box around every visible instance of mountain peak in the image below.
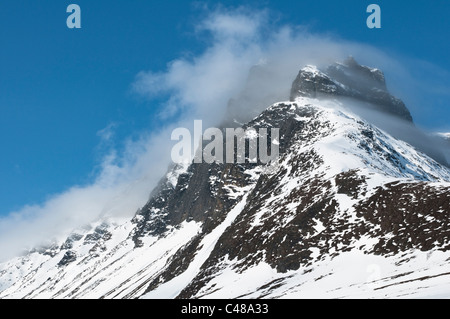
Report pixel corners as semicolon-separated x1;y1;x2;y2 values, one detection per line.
290;57;413;122
2;57;450;299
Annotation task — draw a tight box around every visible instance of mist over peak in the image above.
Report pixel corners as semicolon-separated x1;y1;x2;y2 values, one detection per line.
223;55;448;167
290;57;413;122
287;58;450;166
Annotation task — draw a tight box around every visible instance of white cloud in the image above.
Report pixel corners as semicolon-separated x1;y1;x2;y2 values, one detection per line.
0;125;176;261
199;8;267;41
132;8;416;128
96;123;117;143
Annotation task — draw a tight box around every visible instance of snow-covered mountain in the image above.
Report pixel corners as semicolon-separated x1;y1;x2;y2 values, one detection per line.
1;58;450;299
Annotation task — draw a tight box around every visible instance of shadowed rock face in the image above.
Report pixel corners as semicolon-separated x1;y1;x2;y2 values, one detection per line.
58;251;77;267
290;57;413;122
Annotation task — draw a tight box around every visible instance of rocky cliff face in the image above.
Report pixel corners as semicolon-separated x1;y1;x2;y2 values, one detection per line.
1;60;449;299
290;57;413;122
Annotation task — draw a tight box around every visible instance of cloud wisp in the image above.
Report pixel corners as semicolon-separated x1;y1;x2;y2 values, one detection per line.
1;6;449;261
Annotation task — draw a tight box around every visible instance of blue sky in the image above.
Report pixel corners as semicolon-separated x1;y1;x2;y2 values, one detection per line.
0;0;449;218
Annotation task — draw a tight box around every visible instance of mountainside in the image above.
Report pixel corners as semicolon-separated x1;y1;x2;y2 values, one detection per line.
1;59;450;299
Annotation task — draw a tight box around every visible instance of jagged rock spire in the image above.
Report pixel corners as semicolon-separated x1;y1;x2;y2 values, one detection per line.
290;57;413;122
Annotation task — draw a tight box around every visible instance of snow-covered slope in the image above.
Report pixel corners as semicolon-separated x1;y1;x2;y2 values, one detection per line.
169;98;450;299
1;59;449;299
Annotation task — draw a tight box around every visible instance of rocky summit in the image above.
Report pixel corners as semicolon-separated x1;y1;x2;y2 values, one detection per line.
1;59;449;299
290;57;413;122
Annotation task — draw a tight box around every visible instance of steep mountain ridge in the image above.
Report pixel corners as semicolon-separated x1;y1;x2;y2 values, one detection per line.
147;98;450;298
1;60;449;299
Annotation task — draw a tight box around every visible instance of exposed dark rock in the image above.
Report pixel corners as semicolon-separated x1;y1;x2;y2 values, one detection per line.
30;243;60;257
58;251;77;267
84;224;111;245
356;182;450;254
144;234;204;294
335;170;367;199
61;233;83;250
